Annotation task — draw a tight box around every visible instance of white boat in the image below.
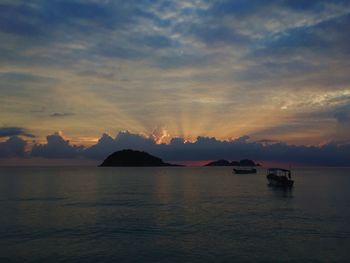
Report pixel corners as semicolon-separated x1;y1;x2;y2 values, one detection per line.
266;168;294;187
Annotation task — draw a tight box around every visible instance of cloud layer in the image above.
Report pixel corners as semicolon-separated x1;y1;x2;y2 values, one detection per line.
1;0;350;148
1;131;350;166
0;127;34;138
0;136;27;158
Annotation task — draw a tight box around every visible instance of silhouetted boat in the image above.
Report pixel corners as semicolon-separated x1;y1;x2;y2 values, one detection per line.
233;167;257;174
266;168;294;187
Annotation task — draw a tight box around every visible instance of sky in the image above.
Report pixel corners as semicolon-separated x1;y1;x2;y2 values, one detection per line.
1;0;350;165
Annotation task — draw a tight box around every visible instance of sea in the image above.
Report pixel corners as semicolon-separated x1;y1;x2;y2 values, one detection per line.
0;167;350;263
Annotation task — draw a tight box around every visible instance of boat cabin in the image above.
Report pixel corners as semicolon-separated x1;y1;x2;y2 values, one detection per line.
266;168;293;187
267;168;291;179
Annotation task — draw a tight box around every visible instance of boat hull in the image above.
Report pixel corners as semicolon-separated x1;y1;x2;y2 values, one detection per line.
267;174;294;187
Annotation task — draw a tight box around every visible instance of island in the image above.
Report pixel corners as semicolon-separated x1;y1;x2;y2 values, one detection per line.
204;159;232;166
99;149;180;167
205;159;260;167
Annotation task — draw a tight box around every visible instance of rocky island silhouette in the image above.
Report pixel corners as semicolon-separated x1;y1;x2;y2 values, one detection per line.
99;149;260;167
205;159;260;166
99;149;181;167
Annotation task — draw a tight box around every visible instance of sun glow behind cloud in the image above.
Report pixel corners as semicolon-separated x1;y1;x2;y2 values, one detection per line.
0;0;350;149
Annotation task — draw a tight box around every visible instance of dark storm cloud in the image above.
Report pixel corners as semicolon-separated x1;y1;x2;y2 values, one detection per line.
0;136;27;158
0;127;34;138
31;133;83;158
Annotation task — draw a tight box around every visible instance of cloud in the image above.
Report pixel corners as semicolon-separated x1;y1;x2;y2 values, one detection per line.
299;94;350;124
184;23;252;47
0;2;44;37
0;127;34;138
50;112;75;118
0;136;27;158
1;0;350;152
139;34;177;49
82;131;350;166
1;130;350;166
77;70;115;79
84;131;155;159
31;132;83;158
334;111;350;123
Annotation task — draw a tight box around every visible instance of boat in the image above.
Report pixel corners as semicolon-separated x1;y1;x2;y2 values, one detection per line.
266;168;294;187
233;167;257;174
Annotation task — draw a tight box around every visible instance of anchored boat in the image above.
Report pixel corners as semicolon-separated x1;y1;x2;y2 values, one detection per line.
266;168;294;187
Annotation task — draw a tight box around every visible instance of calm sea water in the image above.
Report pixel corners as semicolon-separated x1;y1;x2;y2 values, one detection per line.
0;167;350;263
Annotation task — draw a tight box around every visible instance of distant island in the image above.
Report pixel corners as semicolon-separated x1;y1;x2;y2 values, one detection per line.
99;149;181;167
205;159;260;167
99;149;259;167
